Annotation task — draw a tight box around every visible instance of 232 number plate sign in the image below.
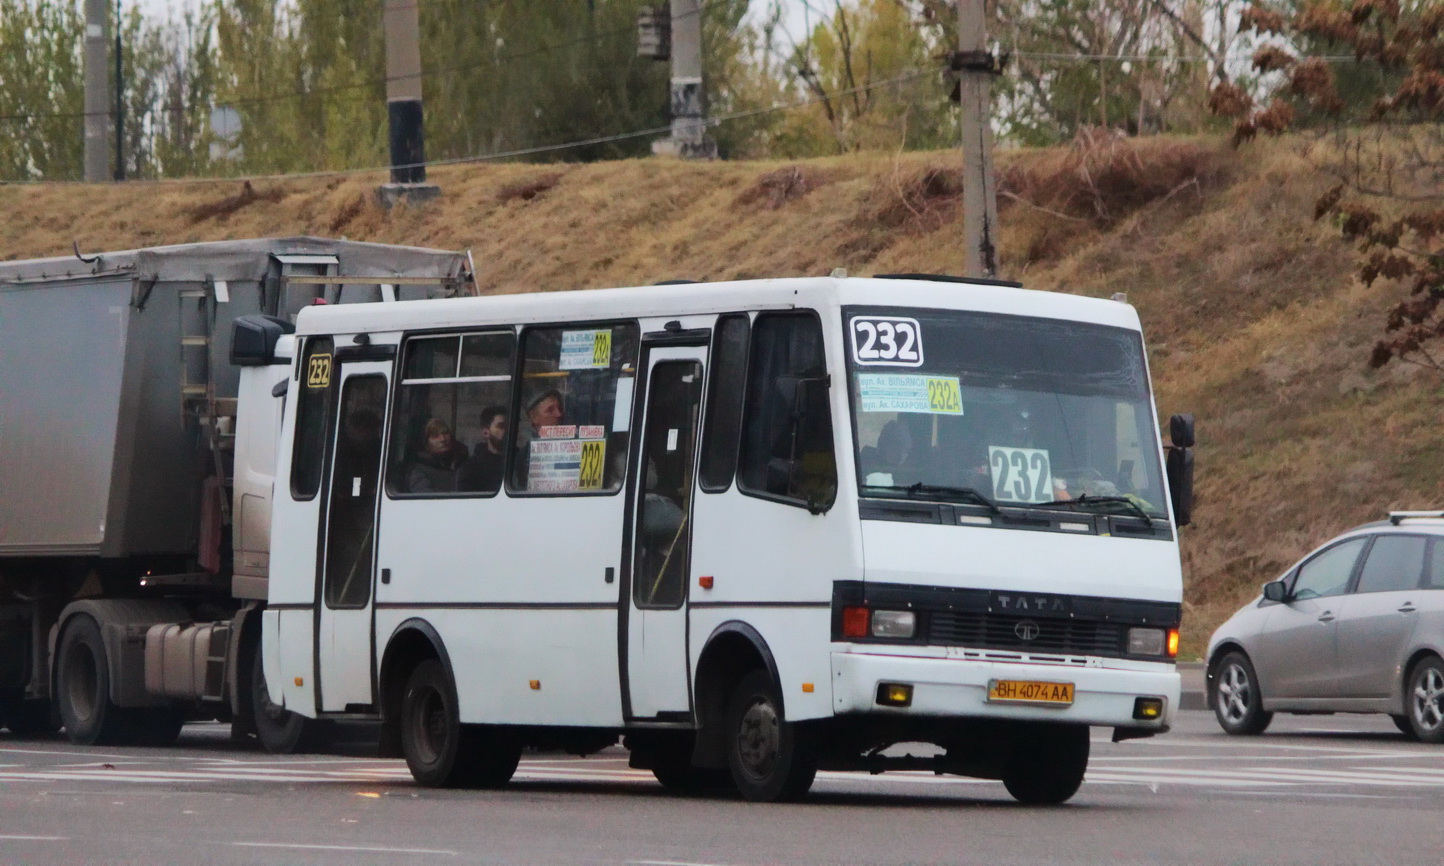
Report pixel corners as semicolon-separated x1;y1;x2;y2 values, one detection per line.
988;445;1054;504
850;316;923;367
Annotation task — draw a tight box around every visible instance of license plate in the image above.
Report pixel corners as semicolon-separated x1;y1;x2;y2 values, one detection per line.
987;679;1074;705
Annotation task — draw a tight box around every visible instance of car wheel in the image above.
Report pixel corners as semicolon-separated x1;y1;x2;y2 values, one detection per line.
1406;656;1444;744
725;670;816;802
1001;722;1090;805
1211;651;1273;735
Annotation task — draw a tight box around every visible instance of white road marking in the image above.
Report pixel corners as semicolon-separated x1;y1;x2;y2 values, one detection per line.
0;835;68;841
0;747;131;759
631;860;732;866
234;842;457;855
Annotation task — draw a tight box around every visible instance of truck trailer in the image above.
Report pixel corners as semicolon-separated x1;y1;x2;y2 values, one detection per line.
0;237;471;749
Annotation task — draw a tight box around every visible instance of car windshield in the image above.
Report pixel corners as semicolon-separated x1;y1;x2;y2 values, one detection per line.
844;306;1168;519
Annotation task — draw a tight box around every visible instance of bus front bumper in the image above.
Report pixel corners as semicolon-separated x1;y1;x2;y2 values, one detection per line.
831;649;1179;730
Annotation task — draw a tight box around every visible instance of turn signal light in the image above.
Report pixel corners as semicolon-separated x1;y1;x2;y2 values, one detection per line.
842;606;869;638
1167;628;1180;658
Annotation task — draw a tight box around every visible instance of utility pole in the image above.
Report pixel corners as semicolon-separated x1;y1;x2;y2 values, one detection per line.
652;0;715;159
378;0;439;207
113;0;123;181
82;0;108;181
956;0;999;278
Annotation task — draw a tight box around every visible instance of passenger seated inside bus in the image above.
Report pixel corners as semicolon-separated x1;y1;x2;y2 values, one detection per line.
456;406;507;493
406;417;468;493
525;389;565;434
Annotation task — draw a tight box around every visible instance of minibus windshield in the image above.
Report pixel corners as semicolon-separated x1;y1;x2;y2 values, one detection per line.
844;306;1168;519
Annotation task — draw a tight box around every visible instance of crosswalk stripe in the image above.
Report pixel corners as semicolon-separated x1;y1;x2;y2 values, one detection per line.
7;758;1444;791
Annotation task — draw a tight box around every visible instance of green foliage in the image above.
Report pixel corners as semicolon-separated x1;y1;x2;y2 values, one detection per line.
0;0;83;179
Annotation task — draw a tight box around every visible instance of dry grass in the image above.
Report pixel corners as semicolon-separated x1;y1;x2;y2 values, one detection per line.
4;135;1435;657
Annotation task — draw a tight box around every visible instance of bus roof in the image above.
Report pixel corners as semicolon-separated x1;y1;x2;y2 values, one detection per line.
292;275;1142;336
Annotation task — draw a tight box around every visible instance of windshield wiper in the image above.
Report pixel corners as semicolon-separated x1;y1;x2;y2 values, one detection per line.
1037;494;1155;527
864;483;1002;515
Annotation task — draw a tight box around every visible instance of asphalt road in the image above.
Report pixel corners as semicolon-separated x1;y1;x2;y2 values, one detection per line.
2;710;1442;865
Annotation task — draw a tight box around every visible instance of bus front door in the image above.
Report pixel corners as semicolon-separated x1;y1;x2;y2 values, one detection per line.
624;344;706;719
315;362;389;712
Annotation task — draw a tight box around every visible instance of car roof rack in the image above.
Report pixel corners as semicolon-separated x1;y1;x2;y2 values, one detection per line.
874;272;1024;289
1388;510;1444;525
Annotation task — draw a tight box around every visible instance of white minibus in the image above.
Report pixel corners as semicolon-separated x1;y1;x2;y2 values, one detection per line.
259;274;1190;804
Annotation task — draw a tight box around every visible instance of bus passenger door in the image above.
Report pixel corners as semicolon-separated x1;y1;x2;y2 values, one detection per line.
624;344;706;719
316;362;390;712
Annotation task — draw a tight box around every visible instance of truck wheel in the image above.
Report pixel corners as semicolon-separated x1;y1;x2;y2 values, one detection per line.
1001;723;1089;805
0;696;61;736
724;670;816;802
250;646;318;754
56;616;130;745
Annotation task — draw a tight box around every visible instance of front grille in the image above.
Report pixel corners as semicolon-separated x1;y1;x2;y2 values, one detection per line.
928;611;1124;658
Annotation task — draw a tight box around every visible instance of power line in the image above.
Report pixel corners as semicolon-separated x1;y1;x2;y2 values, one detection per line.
1;67;935;186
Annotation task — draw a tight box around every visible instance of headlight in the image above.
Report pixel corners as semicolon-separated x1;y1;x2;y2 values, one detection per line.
871;610;916;639
1128;627;1166;656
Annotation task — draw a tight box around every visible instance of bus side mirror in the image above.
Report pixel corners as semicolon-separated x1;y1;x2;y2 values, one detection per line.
1263;580;1288;603
1165;414;1195;527
1169;413;1195;449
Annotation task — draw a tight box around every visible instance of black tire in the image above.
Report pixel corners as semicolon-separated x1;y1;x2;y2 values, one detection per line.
724;670;816;802
1211;651;1273;736
56;616;130;745
400;659;519;788
250;645;320;754
1391;714;1419;740
1406;656;1444;744
1001;723;1090;805
0;696;60;736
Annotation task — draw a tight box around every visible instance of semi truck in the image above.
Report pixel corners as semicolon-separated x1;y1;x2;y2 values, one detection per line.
0;237;472;749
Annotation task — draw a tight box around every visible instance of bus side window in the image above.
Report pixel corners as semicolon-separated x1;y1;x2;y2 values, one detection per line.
386;331;515;497
698;314;749;492
737;312;837;511
509;322;639;495
290;335;336;500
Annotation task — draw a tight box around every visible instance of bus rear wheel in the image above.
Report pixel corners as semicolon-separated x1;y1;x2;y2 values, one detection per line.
724;670;816;802
1001;723;1089;805
400;660;518;788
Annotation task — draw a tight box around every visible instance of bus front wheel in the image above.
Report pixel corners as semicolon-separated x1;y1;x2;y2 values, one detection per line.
400;659;518;788
1001;723;1089;805
250;646;319;754
724;670;816;802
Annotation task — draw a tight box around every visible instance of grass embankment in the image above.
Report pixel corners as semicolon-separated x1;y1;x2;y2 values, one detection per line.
2;135;1434;656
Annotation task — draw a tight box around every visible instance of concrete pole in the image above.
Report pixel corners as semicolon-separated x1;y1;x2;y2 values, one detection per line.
654;0;715;159
82;0;108;182
383;0;425;184
958;0;999;278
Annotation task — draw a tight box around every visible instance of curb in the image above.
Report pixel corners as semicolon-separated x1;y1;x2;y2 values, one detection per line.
1179;661;1206;711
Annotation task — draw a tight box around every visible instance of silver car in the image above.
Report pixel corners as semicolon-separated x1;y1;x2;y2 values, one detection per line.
1206;511;1444;741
